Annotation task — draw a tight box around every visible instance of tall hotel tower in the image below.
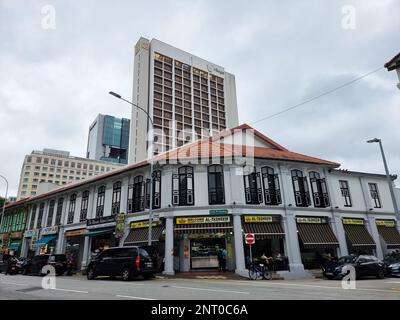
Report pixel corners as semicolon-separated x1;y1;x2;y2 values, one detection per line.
129;37;239;163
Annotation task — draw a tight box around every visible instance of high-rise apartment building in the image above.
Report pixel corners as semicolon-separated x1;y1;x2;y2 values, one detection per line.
17;149;124;199
129;37;239;163
87;114;130;164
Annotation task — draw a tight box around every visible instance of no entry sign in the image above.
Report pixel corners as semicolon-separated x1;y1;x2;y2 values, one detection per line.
244;233;255;244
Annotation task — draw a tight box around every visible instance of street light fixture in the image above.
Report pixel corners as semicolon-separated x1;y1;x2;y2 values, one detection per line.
0;175;9;235
109;91;155;246
366;138;400;222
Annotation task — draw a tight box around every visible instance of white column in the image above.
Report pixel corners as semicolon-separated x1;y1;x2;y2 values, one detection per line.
87;186;96;220
163;215;175;275
103;182;113;217
20;237;28;258
233;213;246;276
366;217;384;259
81;235;91;270
278;213;312;279
161;169;173;208
120;176;129;213
56;228;65;254
331;214;348;257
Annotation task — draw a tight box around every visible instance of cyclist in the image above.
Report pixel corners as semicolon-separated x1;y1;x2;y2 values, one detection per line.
260;253;273;271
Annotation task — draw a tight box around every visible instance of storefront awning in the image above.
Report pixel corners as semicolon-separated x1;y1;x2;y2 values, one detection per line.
343;224;376;248
242;223;285;239
85;228;115;237
377;226;400;249
7;240;22;251
124;226;164;245
297;223;339;249
35;235;57;246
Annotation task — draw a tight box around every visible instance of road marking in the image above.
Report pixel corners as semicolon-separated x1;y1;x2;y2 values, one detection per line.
51;288;89;294
0;281;26;286
116;295;155;300
170;279;400;295
171;285;250;295
386;281;400;284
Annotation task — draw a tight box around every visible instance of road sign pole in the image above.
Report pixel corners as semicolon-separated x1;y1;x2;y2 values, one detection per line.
249;244;252;264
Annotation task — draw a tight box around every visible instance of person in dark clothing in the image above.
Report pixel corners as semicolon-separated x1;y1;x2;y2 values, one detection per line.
66;252;76;276
217;248;227;272
5;253;17;275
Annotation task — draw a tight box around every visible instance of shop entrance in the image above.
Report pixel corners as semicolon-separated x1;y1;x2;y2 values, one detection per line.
65;236;85;271
190;237;225;269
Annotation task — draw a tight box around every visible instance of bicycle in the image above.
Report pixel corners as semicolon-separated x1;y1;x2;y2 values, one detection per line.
248;262;272;280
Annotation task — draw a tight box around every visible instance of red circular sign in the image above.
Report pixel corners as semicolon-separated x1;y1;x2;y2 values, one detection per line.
244;233;255;244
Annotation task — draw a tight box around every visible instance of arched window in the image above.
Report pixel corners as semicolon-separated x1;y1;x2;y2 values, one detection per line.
291;170;311;207
129;175;145;212
208;165;225;205
80;190;90;222
112;181;122;215
243;166;262;204
68;194;77;223
172;166;194;206
36;203;45;229
261;167;281;205
96;186;106;218
29;204;37;230
46;200;55;227
55;198;64;225
309;172;330;208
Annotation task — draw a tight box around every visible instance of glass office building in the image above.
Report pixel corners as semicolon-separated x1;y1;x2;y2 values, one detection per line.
87;114;130;164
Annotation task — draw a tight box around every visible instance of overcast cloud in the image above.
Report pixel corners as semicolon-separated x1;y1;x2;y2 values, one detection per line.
0;0;399;196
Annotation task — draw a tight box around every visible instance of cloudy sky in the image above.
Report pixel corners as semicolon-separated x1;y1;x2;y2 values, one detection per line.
0;0;399;196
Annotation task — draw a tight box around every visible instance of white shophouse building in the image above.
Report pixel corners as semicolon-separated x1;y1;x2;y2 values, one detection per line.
7;124;400;279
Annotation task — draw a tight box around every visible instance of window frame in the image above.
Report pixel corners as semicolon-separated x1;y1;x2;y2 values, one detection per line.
261;166;282;205
339;180;352;207
207;165;225;205
291;169;311;207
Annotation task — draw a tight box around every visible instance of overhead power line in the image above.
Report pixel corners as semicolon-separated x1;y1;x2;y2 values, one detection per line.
250;66;385;125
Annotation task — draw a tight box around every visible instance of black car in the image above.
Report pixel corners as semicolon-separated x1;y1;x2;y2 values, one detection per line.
322;255;386;280
22;254;68;276
384;253;400;277
86;246;158;281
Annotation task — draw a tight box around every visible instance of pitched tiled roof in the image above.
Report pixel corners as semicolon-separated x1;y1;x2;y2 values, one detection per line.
4;123;339;210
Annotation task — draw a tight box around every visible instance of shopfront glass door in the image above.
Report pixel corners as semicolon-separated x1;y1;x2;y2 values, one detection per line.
190;238;225;269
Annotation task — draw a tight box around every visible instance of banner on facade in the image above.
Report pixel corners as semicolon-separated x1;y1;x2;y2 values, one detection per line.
176;216;231;225
115;213;126;239
342;218;364;225
87;215;116;227
130;220;161;229
244;216;273;223
24;230;35;238
376;220;396;227
296;217;327;224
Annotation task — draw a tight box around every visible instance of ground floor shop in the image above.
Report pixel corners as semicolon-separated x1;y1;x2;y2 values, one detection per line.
295;216;340;269
375;219;400;254
173;215;235;272
0;232;24;257
342;218;376;255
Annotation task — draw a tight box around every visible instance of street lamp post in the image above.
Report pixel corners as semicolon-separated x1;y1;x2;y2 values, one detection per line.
109;91;155;246
367;138;400;222
0;175;9;234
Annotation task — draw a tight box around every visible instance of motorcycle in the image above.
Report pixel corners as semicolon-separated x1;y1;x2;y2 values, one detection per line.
6;258;18;275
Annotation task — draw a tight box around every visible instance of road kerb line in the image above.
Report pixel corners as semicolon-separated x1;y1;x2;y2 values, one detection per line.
51;288;89;294
116;295;155;300
171;285;250;295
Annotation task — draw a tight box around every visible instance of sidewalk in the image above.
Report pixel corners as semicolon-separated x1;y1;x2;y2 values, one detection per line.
157;271;284;280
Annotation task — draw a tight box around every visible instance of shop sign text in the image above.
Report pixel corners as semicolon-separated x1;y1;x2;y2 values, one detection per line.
176;216;231;225
375;220;396;227
87;215;116;226
244;216;273;223
41;226;59;236
342;218;364;225
131;220;161;229
296;217;326;224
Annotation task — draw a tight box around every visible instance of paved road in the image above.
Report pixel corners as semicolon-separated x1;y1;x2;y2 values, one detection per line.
1;273;399;300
